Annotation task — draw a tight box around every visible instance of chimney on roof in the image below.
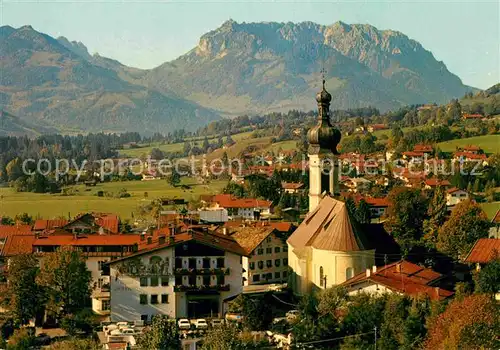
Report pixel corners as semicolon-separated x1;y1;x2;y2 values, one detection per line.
222;227;227;236
159;236;165;245
434;287;440;298
140;233;145;241
202;227;208;235
366;268;371;277
372;265;377;274
396;263;402;273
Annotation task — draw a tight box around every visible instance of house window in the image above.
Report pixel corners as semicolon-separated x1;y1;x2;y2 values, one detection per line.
257;249;264;255
203;258;210;268
161;294;168;304
266;237;272;243
217;275;225;285
274;247;280;253
216;257;225;268
150;276;159;287
175;276;182;286
275;259;281;267
258;261;264;269
139;294;147;304
346;267;354;280
203;275;210;285
319;266;324;287
266;273;272;280
266;260;272;268
283;258;288;265
141;315;148;322
283;271;287;278
188;258;196;269
150;295;158;304
266;248;272;254
275;272;281;279
249;262;255;270
188;275;196;286
101;300;110;311
140;277;148;287
161;277;169;286
283;246;288;252
98;260;106;271
253;274;260;282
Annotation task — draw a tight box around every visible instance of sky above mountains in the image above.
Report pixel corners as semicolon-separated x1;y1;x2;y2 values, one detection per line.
2;0;498;89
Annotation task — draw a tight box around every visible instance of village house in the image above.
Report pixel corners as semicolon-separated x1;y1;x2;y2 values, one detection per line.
343;177;372;192
423;178;451;190
281;181;304;194
354;195;390;218
488;210;500;239
205;194;272;220
342;260;454;301
231;226;289;286
446;187;469;207
367;124;387;133
464;238;500;270
107;228;246;322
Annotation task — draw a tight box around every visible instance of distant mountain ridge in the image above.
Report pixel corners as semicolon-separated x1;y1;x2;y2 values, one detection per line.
0;25;219;135
145;20;474;115
0;21;476;135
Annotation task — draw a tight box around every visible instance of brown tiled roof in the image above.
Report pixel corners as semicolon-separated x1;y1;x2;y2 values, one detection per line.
281;182;304;190
464;238;500;264
63;212;119;234
342;260;453;301
232;227;277;254
109;230;248;265
33;219;68;231
287;195;368;252
33;234;141;246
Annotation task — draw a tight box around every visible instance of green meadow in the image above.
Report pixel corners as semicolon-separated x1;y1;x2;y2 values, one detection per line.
437;134;500;154
0;179;227;220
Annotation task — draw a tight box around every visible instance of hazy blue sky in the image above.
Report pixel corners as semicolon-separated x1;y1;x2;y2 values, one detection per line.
1;0;498;89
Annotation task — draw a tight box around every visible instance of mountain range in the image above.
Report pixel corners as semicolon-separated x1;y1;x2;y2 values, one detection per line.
0;21;475;135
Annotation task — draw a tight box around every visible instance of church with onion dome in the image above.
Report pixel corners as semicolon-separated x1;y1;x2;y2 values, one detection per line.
287;80;376;295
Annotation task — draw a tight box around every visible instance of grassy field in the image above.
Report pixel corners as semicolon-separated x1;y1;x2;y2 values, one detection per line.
0;179;227;220
437;135;500;154
480;201;500;219
119;131;255;158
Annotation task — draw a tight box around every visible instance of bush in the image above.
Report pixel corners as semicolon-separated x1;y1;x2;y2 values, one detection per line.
6;328;35;350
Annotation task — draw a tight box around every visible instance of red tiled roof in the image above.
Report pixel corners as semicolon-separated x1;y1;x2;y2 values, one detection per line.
33;234;141;246
424;178;451;187
368;124;387;130
453;152;487;160
281;182;304;190
0;225;32;237
446;187;465;194
413;144;433;152
352;194;389;207
343;260;453;301
211;194;272;209
402;151;424;157
33;219;68;231
464;238;500;264
1;235;36;256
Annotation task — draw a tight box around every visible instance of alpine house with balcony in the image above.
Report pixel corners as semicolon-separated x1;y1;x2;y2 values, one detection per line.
106;227;247;323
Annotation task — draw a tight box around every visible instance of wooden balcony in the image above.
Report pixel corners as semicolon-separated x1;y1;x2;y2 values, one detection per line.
174;284;230;292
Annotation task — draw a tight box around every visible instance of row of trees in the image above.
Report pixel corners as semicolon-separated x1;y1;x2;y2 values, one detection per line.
0;250;93;339
384;187;491;261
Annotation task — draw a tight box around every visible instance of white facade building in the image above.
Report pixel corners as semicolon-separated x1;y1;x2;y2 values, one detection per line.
107;231;246;322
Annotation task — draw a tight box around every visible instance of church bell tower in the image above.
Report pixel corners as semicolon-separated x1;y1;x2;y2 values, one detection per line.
307;80;342;212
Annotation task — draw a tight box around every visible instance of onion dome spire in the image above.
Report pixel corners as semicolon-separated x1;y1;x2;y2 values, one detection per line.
307;78;341;155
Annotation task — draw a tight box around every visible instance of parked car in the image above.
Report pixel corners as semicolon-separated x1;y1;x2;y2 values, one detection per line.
211;319;224;327
178;319;191;330
286;310;300;322
195;319;208;329
225;313;244;323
